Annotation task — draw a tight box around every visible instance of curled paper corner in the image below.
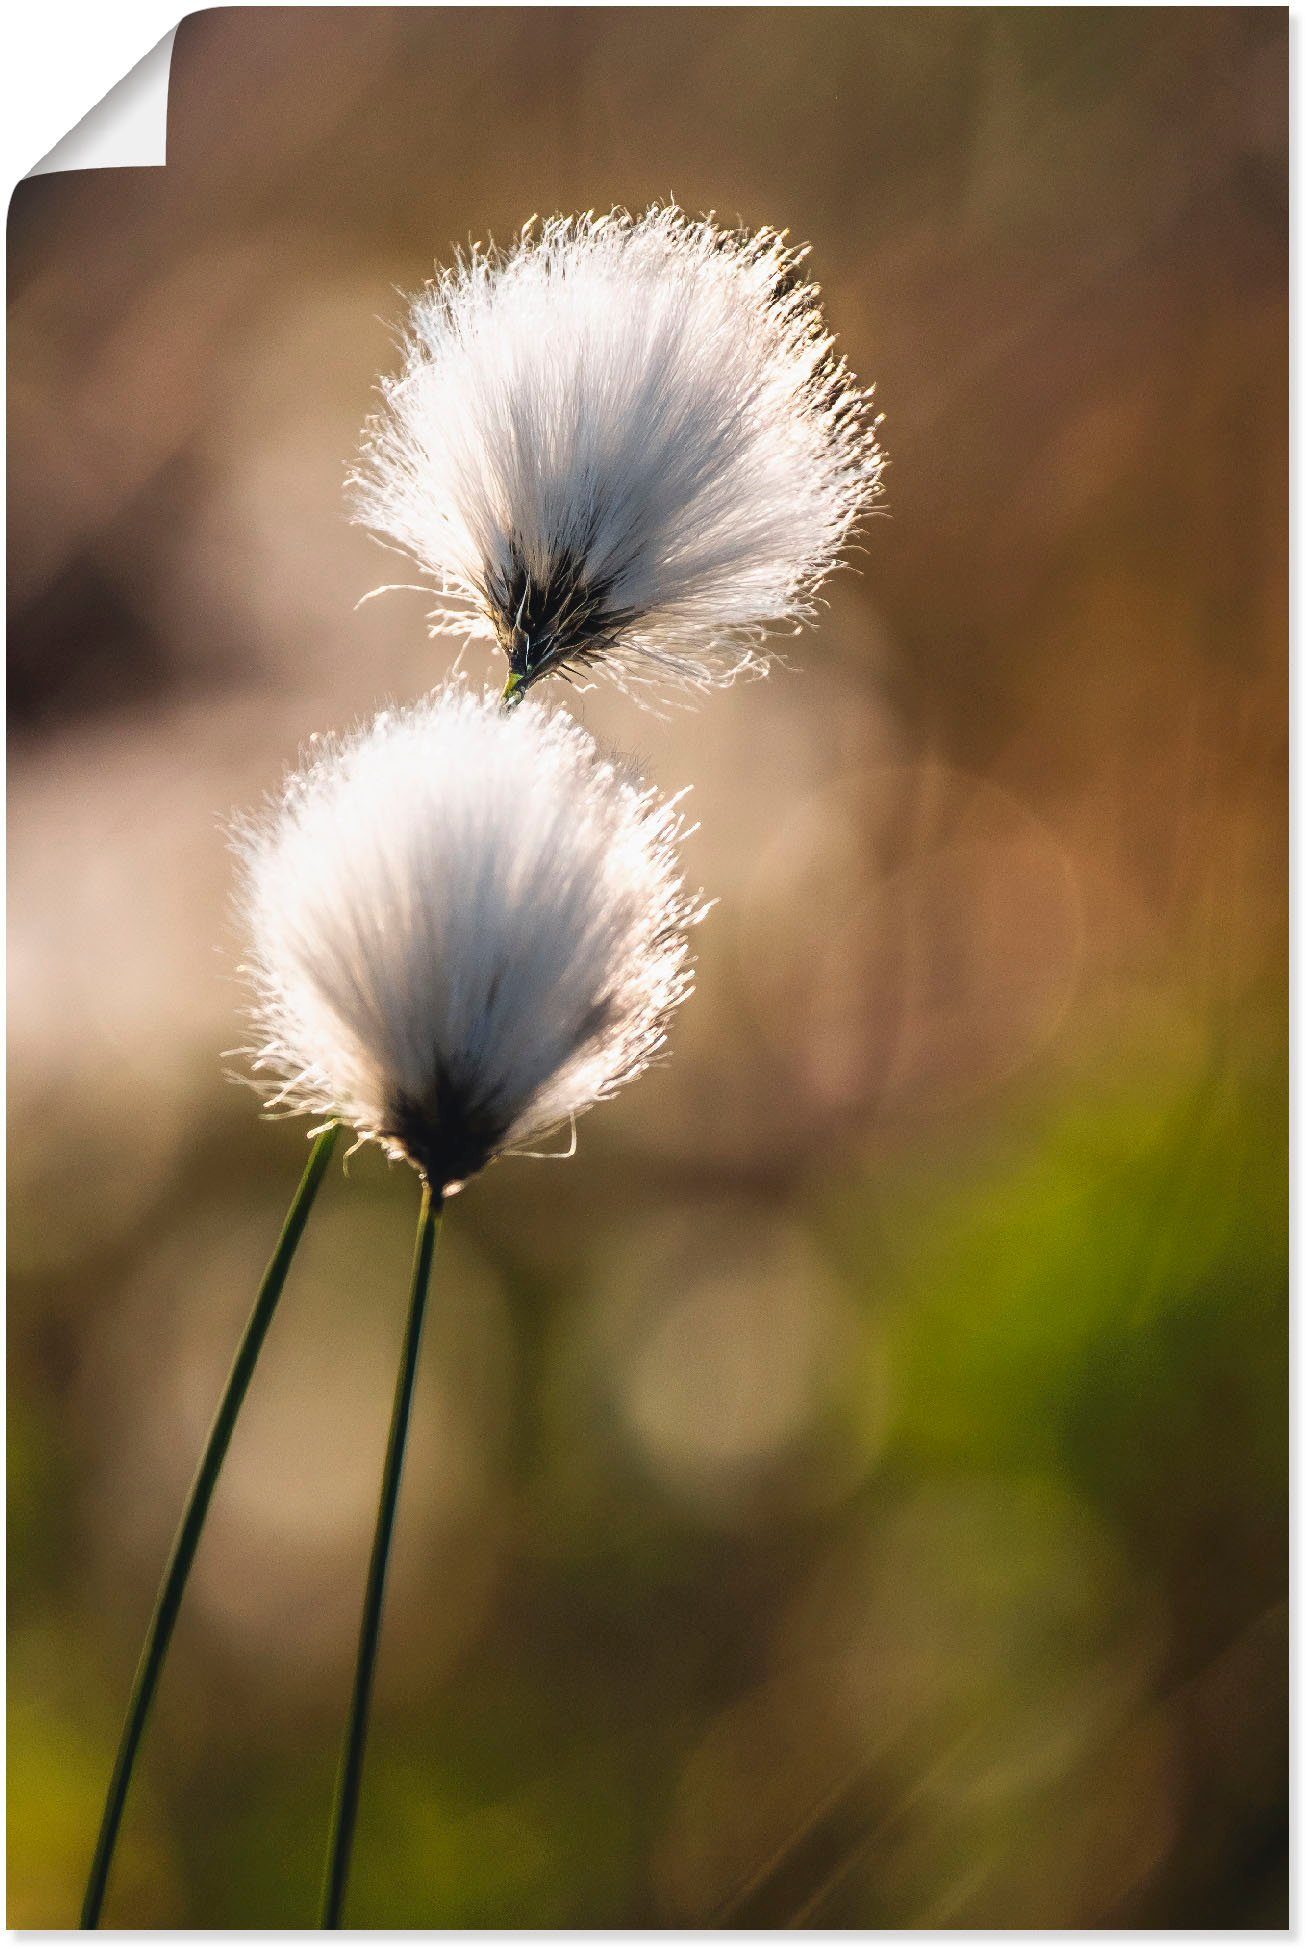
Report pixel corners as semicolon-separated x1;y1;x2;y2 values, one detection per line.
27;26;177;176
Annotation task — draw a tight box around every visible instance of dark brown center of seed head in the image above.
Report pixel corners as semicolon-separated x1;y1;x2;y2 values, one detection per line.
383;1068;508;1192
482;537;639;689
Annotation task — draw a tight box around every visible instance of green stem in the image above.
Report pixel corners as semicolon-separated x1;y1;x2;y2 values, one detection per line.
320;1177;443;1928
80;1122;340;1929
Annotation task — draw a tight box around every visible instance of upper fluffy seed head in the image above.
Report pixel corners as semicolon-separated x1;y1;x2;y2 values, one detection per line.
234;685;702;1190
352;206;884;699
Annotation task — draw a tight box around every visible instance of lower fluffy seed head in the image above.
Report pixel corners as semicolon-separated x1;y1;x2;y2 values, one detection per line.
352;206;884;700
234;685;703;1190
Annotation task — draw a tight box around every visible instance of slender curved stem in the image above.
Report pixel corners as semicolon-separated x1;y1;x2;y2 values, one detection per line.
320;1177;443;1928
80;1122;340;1929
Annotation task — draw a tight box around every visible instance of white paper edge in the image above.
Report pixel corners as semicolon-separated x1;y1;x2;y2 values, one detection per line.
26;25;177;176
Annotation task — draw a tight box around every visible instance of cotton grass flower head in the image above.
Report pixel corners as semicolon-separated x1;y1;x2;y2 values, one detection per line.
234;684;702;1192
352;205;884;700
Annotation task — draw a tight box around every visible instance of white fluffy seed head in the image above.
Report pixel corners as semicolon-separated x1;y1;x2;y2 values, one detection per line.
352;205;884;700
234;685;703;1190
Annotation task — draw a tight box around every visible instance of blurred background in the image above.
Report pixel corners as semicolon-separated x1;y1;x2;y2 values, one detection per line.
8;6;1287;1928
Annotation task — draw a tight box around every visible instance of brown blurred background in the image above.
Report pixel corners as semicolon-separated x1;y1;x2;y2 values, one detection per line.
7;6;1287;1927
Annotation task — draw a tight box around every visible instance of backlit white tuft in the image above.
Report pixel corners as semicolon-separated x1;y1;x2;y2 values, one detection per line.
234;685;702;1189
352;206;884;699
